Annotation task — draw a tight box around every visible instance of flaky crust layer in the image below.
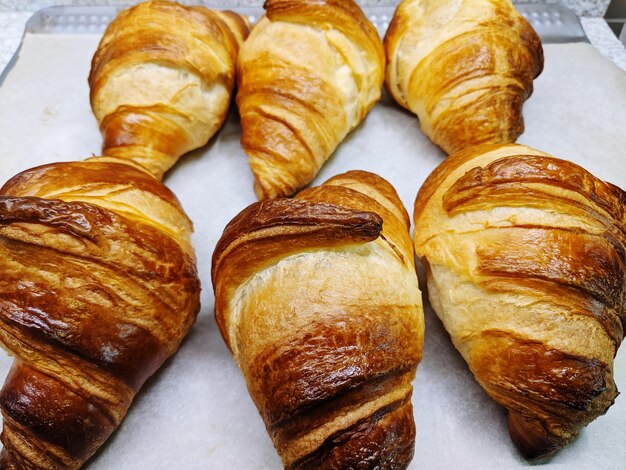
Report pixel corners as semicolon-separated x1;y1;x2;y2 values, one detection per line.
414;144;626;460
237;0;385;199
0;161;200;469
89;0;248;179
212;170;424;468
385;0;543;154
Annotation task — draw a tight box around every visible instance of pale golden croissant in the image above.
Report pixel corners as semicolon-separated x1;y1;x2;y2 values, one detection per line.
237;0;385;199
212;170;424;469
413;143;625;460
0;2;248;468
384;0;543;154
89;0;249;179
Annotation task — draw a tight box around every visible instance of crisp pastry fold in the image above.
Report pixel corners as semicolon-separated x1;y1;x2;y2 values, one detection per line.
385;0;543;154
212;170;424;469
0;1;248;468
237;0;385;199
413;143;625;460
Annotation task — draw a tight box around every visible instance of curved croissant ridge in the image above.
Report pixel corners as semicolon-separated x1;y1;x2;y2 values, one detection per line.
237;0;385;199
212;170;424;469
414;143;626;460
385;0;543;154
1;158;194;250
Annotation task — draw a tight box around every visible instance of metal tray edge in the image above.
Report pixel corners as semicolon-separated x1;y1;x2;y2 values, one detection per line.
0;3;588;87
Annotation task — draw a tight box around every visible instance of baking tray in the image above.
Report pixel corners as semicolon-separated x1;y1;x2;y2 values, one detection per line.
0;3;588;85
0;4;624;470
21;3;589;39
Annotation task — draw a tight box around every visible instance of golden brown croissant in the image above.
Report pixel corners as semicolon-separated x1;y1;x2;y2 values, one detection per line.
413;143;625;460
89;0;249;179
0;2;248;467
212;170;424;469
384;0;543;154
237;0;385;199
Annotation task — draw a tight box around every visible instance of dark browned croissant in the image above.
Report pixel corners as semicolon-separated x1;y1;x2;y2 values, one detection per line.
212;170;424;469
384;0;543;154
237;0;385;199
413;143;625;460
0;1;247;468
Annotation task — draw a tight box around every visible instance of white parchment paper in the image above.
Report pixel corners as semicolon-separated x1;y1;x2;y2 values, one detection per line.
0;34;625;469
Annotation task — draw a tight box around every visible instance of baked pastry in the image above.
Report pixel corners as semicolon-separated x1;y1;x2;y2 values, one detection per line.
413;143;625;459
0;1;248;467
384;0;543;154
0;161;200;469
212;170;424;468
90;0;249;179
237;0;385;199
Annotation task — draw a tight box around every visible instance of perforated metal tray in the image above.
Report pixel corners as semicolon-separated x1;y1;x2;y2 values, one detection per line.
22;3;587;42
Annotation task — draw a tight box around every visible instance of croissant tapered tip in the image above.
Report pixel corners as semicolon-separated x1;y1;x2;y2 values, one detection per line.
507;411;565;461
0;448;19;470
286;398;416;470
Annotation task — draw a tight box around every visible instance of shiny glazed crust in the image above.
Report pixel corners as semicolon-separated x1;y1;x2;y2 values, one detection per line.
0;1;250;467
89;0;248;179
0;161;200;469
237;0;385;199
384;0;543;154
212;170;424;468
413;144;626;460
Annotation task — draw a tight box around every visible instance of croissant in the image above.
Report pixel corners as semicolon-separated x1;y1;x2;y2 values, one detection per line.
237;0;385;199
89;0;249;179
0;2;247;468
413;143;625;460
212;170;424;468
384;0;543;154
